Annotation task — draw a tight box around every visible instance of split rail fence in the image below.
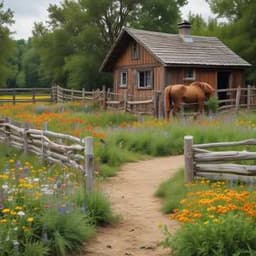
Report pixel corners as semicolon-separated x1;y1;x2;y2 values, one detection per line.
0;118;94;192
184;136;256;184
1;85;256;117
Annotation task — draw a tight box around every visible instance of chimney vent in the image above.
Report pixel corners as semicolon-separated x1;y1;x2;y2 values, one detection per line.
178;20;193;43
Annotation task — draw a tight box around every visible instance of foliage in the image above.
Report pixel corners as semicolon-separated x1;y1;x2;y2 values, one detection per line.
163;213;256;256
0;144;114;255
205;96;219;114
0;2;15;86
205;0;256;82
155;169;186;213
40;210;94;256
84;191;117;226
28;0;187;89
23;241;49;256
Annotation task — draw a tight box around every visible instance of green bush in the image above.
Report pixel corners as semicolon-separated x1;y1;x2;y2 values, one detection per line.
40;210;94;256
99;164;118;178
85;191;117;226
155;169;187;213
23;241;49;256
163;213;256;256
205;96;219;114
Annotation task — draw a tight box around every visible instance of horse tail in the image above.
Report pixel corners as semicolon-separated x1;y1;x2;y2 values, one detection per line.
164;85;173;121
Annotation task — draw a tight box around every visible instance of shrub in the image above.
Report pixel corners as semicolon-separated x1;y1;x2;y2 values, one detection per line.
40;210;94;256
163;213;256;256
23;241;49;256
84;191;117;226
205;96;219;114
155;169;187;213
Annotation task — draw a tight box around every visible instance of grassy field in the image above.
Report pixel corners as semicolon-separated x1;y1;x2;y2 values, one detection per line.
1;101;256;255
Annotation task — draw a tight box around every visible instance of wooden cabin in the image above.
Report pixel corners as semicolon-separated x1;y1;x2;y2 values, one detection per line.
100;21;250;102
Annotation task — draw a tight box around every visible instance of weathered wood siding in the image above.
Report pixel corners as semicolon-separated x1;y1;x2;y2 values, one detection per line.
165;68;245;90
197;69;217;89
231;70;244;88
113;40;164;98
115;42;158;68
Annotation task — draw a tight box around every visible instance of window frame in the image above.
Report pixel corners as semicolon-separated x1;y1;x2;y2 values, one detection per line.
119;70;128;88
131;42;140;60
137;69;153;89
184;68;196;81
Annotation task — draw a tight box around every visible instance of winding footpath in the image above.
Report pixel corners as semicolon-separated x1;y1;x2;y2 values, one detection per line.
84;155;184;256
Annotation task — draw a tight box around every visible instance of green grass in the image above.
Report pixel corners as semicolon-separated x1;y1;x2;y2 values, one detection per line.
163;213;256;256
155;169;186;213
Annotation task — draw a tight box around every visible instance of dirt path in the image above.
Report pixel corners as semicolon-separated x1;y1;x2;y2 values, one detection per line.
84;155;184;256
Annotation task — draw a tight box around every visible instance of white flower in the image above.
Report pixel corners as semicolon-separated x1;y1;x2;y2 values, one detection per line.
33;178;39;182
17;211;25;217
2;184;8;190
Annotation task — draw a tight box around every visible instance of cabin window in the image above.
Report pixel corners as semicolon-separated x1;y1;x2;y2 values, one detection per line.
131;42;140;60
184;68;195;81
120;71;128;87
137;70;153;89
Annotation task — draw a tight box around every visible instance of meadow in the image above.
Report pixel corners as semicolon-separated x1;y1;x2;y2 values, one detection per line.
1;101;256;255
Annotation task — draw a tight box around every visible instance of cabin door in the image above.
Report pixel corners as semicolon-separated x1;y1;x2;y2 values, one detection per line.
217;72;230;103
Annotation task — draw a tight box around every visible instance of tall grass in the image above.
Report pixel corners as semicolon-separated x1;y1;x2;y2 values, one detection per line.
155;169;186;213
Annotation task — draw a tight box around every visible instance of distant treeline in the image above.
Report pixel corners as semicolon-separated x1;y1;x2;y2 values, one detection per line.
1;0;256;89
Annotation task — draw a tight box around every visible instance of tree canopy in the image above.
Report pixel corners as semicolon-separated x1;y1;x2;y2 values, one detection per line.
0;2;14;85
3;0;256;87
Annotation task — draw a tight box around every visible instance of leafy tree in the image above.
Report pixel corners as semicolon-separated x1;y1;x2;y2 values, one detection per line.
131;0;187;33
207;0;256;82
0;2;14;86
32;0;187;89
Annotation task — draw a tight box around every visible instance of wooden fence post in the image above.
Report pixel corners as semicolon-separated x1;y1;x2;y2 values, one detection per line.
153;91;160;118
82;88;85;104
51;85;56;103
4;117;10;145
124;91;128;112
32;89;36;104
23;123;29;154
56;86;60;103
84;137;94;193
102;85;107;110
247;85;251;110
235;85;241;113
71;88;74;101
12;89;16;105
41;122;48;161
184;136;194;183
158;92;164;119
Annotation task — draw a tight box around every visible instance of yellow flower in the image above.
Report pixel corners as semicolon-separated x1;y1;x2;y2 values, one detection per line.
27;217;34;223
9;159;14;164
2;208;10;214
0;219;7;223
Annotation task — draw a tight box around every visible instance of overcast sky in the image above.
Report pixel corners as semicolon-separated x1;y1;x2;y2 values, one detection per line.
5;0;214;40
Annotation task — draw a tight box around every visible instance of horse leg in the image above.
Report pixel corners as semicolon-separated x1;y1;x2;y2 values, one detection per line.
172;101;181;118
197;101;204;117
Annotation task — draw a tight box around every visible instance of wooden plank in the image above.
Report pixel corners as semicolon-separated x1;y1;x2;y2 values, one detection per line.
193;139;256;149
184;136;193;183
194;151;256;162
84;137;94;193
195;163;256;175
127;99;153;105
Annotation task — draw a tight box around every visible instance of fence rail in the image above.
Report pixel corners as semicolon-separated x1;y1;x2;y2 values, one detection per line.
184;136;256;184
0;118;94;192
1;85;256;117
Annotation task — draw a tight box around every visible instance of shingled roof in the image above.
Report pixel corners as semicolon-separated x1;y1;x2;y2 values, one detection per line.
100;27;250;72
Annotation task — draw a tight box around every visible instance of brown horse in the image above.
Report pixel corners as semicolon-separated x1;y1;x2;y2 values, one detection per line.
164;81;215;121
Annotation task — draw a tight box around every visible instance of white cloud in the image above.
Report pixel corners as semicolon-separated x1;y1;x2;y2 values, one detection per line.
181;0;215;21
5;0;61;39
6;0;214;39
